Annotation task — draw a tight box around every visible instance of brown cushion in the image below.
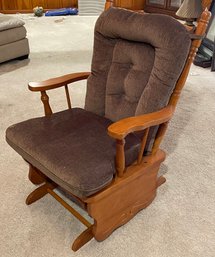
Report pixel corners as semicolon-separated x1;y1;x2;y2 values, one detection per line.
85;8;191;120
0;15;25;31
0;38;29;64
6;108;141;198
0;26;27;46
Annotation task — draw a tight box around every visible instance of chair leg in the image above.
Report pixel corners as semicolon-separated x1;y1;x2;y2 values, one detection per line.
26;182;56;205
28;164;47;185
72;226;94;252
157;176;166;187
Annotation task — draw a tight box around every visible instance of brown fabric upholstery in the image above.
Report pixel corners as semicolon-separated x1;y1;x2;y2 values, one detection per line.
6;8;192;198
0;26;27;46
85;8;191;120
0;15;29;63
6;108;140;197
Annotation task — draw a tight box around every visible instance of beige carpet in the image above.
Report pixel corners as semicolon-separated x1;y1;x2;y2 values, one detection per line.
0;14;215;257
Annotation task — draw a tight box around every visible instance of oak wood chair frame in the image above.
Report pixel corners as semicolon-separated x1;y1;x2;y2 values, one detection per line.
22;1;211;251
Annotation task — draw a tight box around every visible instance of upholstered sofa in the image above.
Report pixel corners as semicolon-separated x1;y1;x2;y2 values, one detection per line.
0;14;29;63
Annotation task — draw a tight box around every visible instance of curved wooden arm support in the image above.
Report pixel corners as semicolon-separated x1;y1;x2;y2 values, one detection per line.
28;72;90;116
108;106;174;177
108;106;174;140
28;72;91;92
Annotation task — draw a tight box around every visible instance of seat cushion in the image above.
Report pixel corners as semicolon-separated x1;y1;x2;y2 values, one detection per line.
6;108;141;198
0;15;25;31
0;38;29;63
0;26;27;46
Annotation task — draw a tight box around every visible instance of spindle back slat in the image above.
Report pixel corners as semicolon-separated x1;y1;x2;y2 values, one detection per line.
65;85;72;109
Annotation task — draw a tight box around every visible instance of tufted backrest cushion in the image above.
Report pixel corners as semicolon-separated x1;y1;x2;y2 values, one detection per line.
85;8;191;121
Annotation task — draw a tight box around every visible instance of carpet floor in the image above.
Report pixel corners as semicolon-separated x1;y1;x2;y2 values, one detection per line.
0;14;215;257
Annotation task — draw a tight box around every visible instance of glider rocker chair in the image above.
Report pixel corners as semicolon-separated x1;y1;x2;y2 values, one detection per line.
6;5;210;251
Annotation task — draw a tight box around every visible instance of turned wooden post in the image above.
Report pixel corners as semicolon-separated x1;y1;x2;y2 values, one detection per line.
115;139;125;177
169;9;211;108
156;9;211;152
40;90;52;116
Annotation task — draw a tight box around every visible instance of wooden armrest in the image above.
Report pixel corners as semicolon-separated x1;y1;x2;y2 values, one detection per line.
108;106;174;140
28;72;91;92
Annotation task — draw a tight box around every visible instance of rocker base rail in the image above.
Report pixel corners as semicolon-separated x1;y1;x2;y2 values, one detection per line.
47;188;94;251
26;161;166;251
47;188;92;228
26;180;94;251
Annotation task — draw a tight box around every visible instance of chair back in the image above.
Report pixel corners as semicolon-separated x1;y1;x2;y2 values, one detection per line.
85;8;191;122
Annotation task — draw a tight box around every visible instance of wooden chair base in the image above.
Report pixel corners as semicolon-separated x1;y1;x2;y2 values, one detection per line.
28;165;47;185
86;150;166;241
25;150;166;251
26;181;57;205
72;226;94;252
157;176;166;187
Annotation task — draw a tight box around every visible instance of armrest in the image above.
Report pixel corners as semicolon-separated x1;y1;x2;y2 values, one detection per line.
108;106;174;140
28;72;91;92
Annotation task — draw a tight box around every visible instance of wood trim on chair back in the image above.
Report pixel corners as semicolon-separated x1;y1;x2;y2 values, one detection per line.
103;4;211;157
151;9;211;155
169;9;211;109
105;0;114;10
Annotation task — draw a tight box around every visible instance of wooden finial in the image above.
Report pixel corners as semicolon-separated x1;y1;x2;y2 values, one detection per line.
200;8;211;22
187;8;211;62
195;8;211;36
105;0;114;10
